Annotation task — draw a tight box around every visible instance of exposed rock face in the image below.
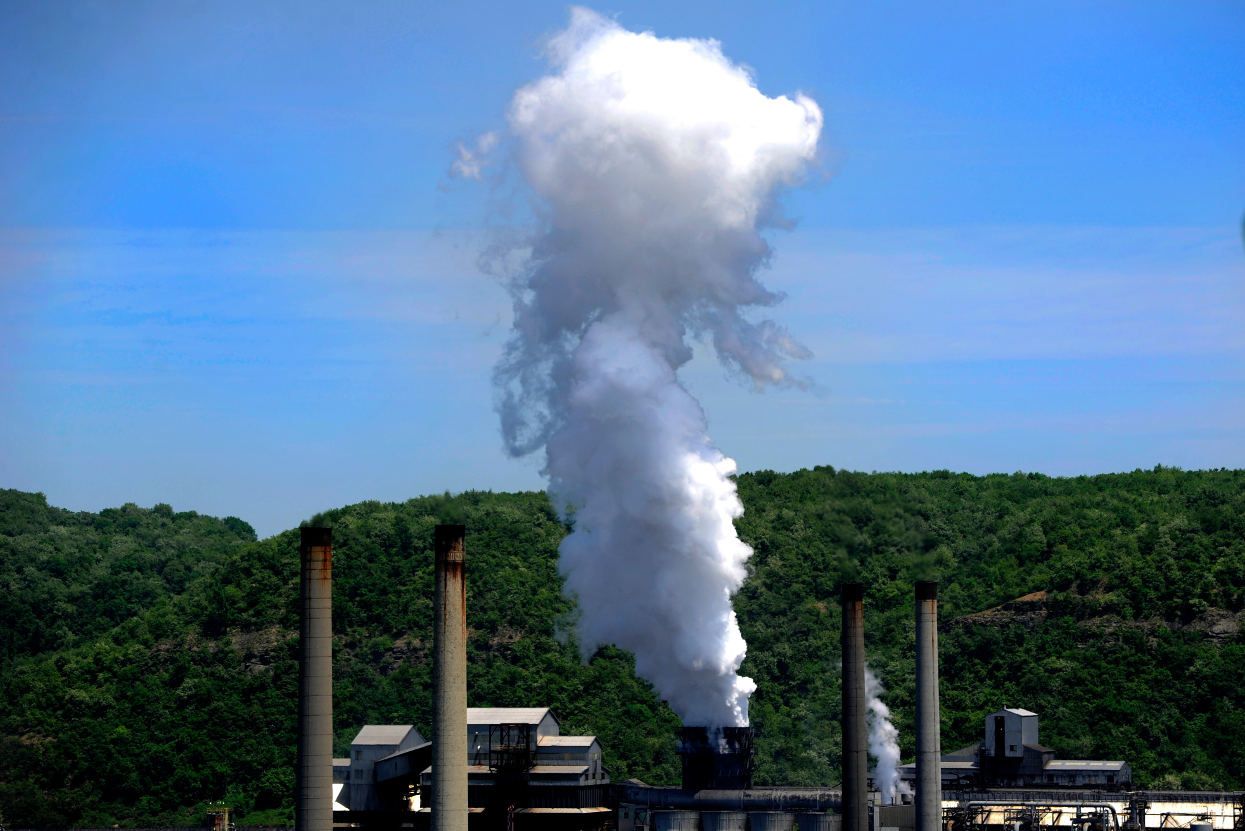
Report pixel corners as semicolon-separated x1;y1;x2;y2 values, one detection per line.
953;590;1050;630
1184;608;1242;642
382;635;428;675
952;589;1243;643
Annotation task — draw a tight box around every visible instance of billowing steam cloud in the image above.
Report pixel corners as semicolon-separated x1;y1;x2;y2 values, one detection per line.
865;668;912;805
493;8;821;727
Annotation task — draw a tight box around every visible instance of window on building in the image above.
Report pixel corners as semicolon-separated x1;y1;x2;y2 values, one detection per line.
1107;775;1115;784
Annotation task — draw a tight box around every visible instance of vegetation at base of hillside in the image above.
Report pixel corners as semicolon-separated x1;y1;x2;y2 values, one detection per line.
0;467;1242;827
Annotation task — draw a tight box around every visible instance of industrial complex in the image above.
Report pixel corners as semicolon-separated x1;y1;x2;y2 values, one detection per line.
896;708;1131;790
292;527;1245;831
331;707;611;826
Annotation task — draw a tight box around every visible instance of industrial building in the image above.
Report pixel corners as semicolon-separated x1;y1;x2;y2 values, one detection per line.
614;724;842;831
331;708;611;829
296;527;1241;831
898;708;1131;790
333;724;430;814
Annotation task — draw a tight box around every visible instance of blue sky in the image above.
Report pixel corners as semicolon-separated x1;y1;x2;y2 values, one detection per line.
2;1;1243;536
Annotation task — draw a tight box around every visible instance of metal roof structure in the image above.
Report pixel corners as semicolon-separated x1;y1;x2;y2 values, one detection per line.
467;707;555;725
352;724;420;746
529;765;590;775
538;735;598;747
1003;708;1038;717
379;740;432;763
422;764;591;776
519;808;613;814
1045;760;1128;770
416;807;488;814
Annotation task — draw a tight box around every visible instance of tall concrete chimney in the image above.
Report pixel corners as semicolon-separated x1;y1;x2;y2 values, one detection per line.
915;581;942;831
433;524;468;831
841;582;867;831
297;526;333;831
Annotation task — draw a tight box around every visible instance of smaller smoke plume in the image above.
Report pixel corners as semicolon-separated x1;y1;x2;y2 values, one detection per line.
451;132;499;180
865;667;912;805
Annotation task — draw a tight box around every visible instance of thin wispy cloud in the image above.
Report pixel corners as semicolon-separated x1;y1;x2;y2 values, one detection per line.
450;132;499;181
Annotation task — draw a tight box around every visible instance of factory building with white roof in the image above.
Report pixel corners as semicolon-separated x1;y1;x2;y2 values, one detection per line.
899;708;1131;789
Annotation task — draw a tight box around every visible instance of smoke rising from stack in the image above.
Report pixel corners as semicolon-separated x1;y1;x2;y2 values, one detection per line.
492;8;822;726
865;667;911;806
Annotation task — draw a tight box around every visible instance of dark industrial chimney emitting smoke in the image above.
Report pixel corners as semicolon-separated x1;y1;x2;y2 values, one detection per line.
678;726;755;791
296;527;333;831
915;581;942;831
840;583;867;831
433;525;468;831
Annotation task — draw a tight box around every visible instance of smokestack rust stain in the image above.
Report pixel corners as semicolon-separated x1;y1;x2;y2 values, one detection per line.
436;563;467;629
300;526;333;583
435;525;467;628
301;525;333;548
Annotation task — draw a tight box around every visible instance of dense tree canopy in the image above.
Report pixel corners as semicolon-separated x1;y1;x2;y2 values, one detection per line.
1;467;1242;827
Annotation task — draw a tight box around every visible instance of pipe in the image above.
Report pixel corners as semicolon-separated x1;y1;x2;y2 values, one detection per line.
617;785;843;812
962;802;1121;831
433;524;468;831
297;526;333;831
841;583;867;831
916;581;942;831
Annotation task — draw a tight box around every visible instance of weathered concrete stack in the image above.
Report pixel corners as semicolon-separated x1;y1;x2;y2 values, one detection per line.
433;524;468;831
840;583;867;831
915;581;942;831
297;526;333;831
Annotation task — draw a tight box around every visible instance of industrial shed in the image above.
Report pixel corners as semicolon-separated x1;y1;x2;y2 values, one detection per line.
340;724;430;812
899;708;1131;789
335;706;611;829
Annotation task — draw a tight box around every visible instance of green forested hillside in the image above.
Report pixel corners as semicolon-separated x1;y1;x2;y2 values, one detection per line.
1;468;1242;828
731;468;1245;789
0;489;256;662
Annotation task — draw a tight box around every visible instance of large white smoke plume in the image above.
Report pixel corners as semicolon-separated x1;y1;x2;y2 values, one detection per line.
865;668;912;805
493;8;821;727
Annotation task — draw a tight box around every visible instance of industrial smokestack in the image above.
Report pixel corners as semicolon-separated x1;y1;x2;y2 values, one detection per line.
915;581;942;831
841;583;867;831
433;524;468;831
296;526;333;831
678;726;755;791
